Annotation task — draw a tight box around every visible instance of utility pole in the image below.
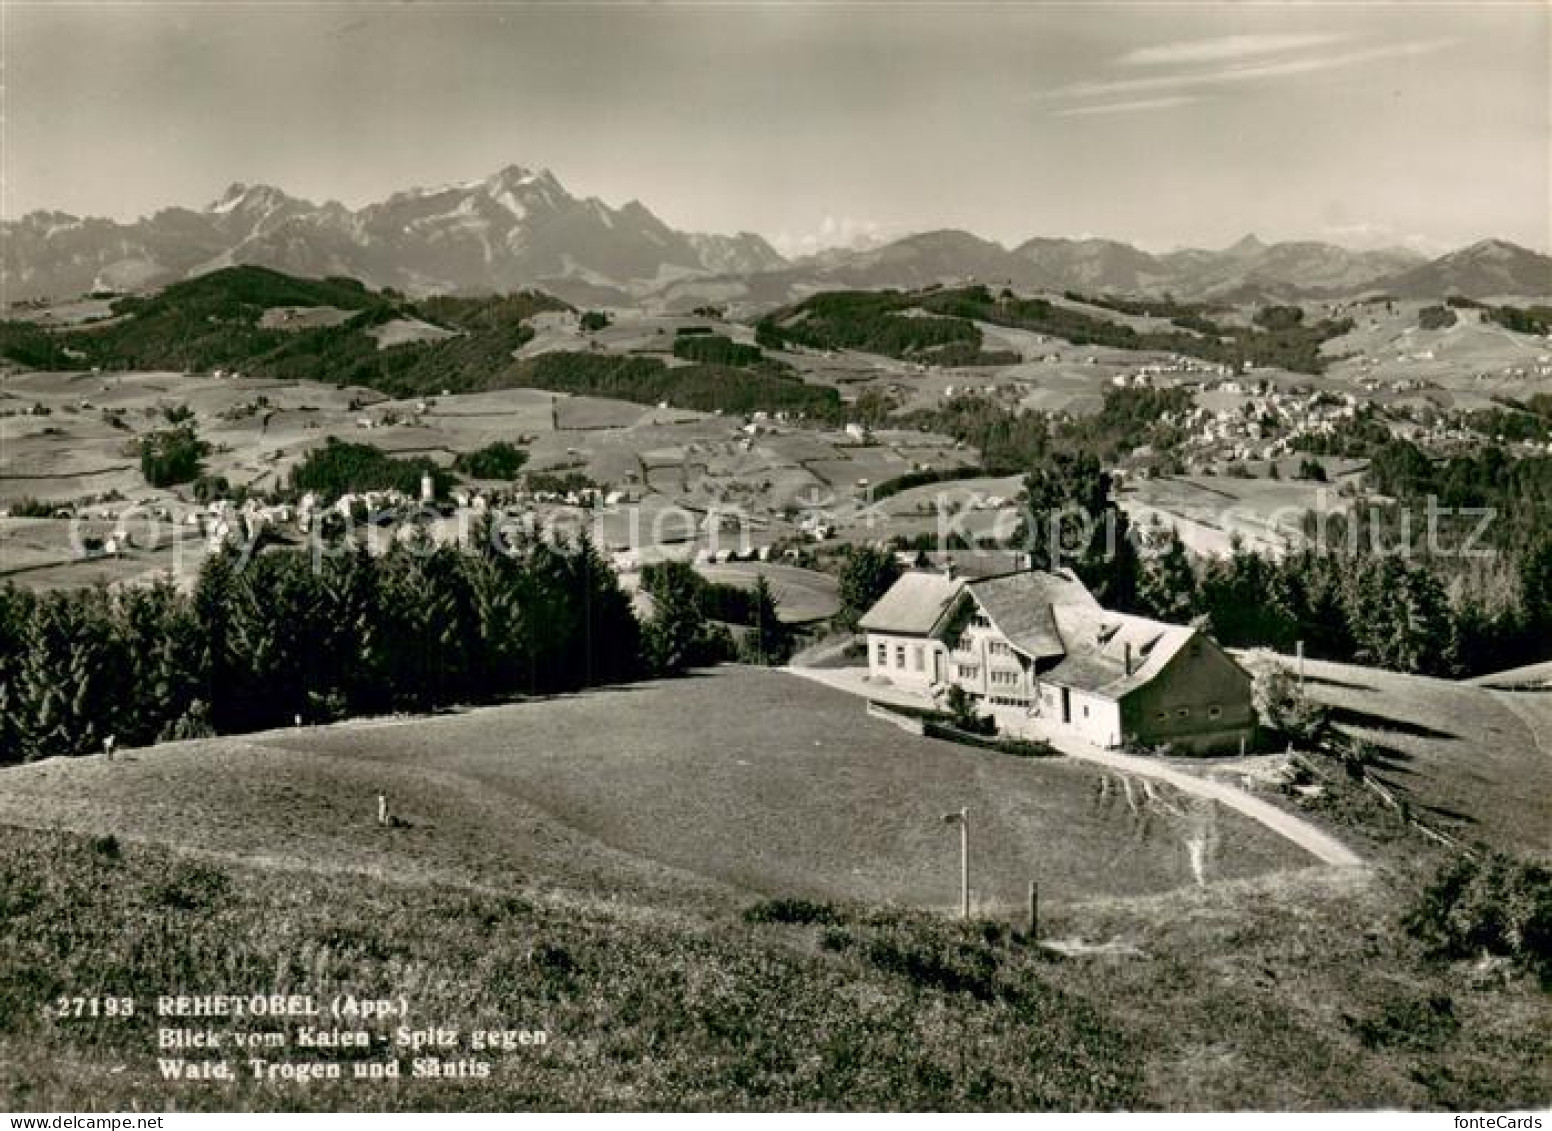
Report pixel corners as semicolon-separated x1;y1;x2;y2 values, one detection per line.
942;806;969;919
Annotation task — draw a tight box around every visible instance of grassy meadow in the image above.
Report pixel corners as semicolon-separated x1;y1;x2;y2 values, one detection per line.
0;668;1548;1110
1;825;1545;1112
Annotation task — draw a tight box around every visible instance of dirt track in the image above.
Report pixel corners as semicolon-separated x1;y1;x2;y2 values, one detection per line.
784;666;1365;868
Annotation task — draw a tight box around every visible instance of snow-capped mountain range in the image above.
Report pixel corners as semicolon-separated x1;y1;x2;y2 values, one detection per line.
2;165;785;304
3;164;1548;305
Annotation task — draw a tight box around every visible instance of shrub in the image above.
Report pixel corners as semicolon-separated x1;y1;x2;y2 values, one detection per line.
191;474;233;504
5;498;58;518
1405;851;1552;986
153;861;231;912
864;930;1001;1001
944;684;995;736
1349;992;1459;1051
453;441;529;480
996;736;1058;758
161;700;215;743
90;835;121;860
743;898;841;926
139;425;208;487
1295;457;1328;482
1253;665;1328;747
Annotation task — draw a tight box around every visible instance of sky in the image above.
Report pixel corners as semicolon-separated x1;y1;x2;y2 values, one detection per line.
3;2;1548;255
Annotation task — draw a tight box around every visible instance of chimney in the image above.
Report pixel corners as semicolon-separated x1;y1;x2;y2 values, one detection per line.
1124;641;1134;676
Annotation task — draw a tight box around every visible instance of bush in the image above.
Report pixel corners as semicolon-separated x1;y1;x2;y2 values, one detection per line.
153;861;231;912
139;425;208;487
864;930;1001;1001
191;474;233;504
5;498;58;518
996;736;1058;758
1405;852;1552;986
453;441;529;480
944;684;995;735
162;699;215;743
743;898;841;926
1295;457;1328;482
1253;665;1328;747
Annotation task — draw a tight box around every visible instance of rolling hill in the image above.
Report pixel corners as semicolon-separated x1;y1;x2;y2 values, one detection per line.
1372;239;1552;300
0;668;1313;911
1240;652;1552;857
0;665;1547;1110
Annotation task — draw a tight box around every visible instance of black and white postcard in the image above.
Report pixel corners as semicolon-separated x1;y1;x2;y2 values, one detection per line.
0;0;1547;1115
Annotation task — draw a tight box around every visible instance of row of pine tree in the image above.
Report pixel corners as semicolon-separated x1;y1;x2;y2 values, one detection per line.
0;523;648;764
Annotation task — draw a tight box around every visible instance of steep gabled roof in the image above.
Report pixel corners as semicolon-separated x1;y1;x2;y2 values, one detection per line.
965;569;1209;699
858;571;962;636
1045;604;1197;698
964;570;1099;660
860;567;1245;703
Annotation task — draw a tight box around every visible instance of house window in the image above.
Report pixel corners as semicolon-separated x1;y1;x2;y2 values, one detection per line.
1156;710;1168;721
957;664;980;681
1177;707;1190;719
1208;705;1222;720
895;645;906;669
913;645;924;672
1083;705;1089;718
876;642;887;666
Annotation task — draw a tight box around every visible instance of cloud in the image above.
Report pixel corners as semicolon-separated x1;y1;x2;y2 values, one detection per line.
1119;33;1347;68
1043;37;1455;110
1050;95;1203;118
1320;221;1449;256
772;215;903;257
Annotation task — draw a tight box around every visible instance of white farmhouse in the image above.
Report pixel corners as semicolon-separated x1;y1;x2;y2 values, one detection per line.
860;568;1256;753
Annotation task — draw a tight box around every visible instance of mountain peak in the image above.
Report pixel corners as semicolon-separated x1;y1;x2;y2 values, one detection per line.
1225;232;1266;255
207;182;296;215
1456;237;1527;258
485;164;560;191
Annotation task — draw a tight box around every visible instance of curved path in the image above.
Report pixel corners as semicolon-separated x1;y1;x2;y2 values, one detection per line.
783;666;1365;868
